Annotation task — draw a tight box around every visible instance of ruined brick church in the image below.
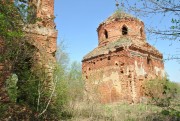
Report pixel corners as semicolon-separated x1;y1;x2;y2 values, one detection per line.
82;10;165;103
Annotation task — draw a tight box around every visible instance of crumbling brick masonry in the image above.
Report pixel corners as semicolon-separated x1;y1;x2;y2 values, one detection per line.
82;11;164;103
0;0;57;103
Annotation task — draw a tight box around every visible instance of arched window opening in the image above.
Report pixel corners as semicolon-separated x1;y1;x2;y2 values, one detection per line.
140;27;143;37
122;25;128;35
104;29;108;39
147;55;151;64
52;51;56;57
108;56;111;60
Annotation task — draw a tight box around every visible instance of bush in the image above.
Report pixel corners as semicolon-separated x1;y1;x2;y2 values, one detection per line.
67;61;84;101
144;78;178;107
0;103;8;118
6;74;18;102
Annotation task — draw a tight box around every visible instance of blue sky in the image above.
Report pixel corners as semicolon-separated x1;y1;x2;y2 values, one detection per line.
54;0;180;82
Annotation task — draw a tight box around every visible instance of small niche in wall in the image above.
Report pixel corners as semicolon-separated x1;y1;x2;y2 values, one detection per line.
104;29;108;39
122;25;128;35
145;74;148;78
52;51;56;57
86;76;88;79
140;27;143;37
147;54;151;64
108;56;111;60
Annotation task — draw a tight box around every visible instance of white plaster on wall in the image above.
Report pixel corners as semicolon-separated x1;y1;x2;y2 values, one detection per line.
102;71;122;93
135;61;146;76
154;66;165;77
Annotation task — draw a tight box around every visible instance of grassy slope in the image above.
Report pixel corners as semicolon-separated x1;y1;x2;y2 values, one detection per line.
62;83;180;121
64;100;179;121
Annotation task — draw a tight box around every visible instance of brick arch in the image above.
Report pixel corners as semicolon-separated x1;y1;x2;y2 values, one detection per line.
104;29;108;39
140;27;143;37
122;25;128;35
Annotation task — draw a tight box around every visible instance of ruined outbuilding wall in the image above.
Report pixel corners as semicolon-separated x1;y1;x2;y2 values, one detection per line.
82;47;164;103
26;0;57;91
0;38;10;102
0;1;15;103
0;0;57;103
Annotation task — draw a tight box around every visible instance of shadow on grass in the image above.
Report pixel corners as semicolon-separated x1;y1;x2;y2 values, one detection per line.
143;109;180;121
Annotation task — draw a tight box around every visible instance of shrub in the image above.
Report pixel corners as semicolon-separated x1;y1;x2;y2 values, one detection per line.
0;103;8;118
144;78;178;107
67;61;84;101
6;74;18;102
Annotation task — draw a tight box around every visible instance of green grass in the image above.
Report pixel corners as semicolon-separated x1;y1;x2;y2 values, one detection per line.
61;99;180;121
61;102;158;121
60;82;180;121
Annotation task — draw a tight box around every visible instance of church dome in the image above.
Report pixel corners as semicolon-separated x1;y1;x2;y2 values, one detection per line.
97;10;146;46
101;10;139;24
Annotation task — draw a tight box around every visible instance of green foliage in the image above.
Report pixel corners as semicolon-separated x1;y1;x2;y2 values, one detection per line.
0;2;23;40
17;75;38;109
0;1;83;120
0;0;37;115
171;18;180;36
53;44;70;112
6;74;18;102
145;78;178;107
14;0;37;23
0;103;8;118
52;64;70;118
36;44;84;119
0;0;34;73
144;78;180;120
56;41;70;69
161;109;180;118
49;45;83;119
67;61;84;101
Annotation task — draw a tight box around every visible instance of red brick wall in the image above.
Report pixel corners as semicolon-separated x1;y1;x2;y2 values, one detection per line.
0;0;57;103
83;15;164;103
98;19;146;46
82;48;164;103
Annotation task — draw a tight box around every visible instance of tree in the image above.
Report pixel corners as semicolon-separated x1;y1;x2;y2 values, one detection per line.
0;1;37;119
67;61;83;101
120;0;180;61
123;0;179;40
0;0;34;85
0;1;74;120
